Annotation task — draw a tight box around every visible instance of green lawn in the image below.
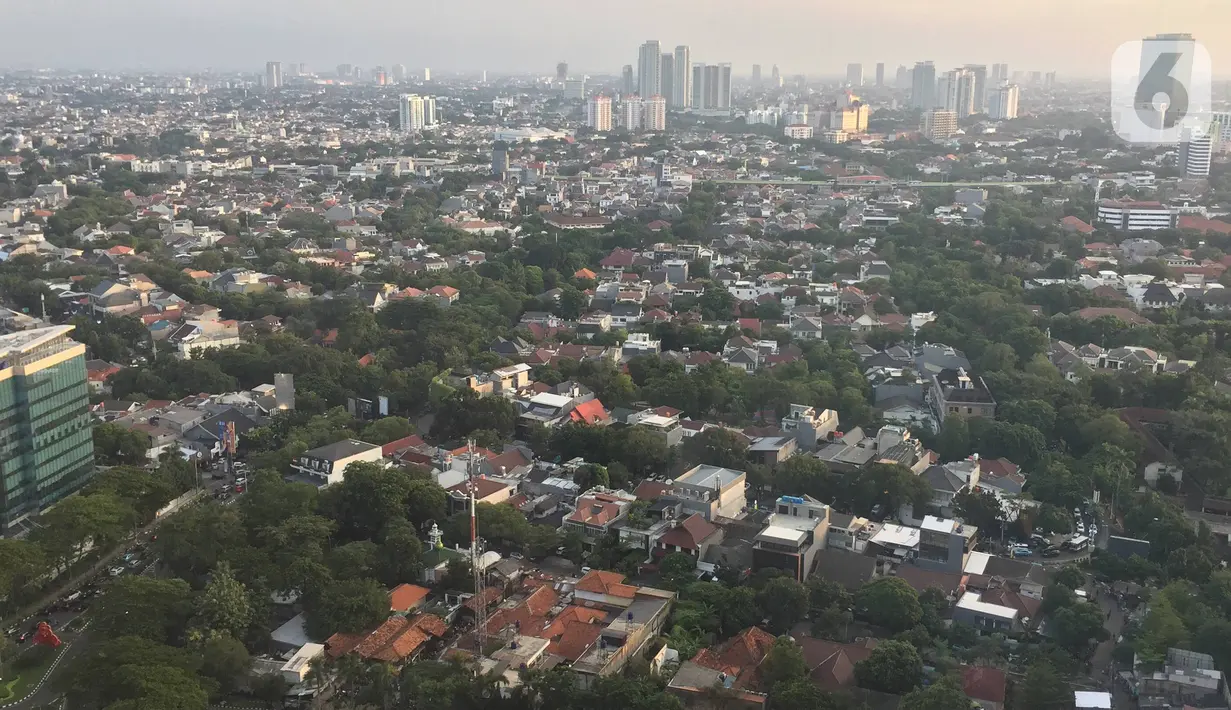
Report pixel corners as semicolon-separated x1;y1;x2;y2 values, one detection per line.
0;645;63;703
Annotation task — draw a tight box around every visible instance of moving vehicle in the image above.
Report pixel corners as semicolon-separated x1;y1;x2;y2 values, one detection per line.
1064;535;1090;552
1042;547;1061;558
1010;546;1032;557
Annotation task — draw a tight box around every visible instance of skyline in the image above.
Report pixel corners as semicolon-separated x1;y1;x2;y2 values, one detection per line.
4;0;1231;78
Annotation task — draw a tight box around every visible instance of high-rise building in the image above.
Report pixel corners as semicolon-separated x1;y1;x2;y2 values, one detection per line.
660;54;674;111
875;63;886;86
621;95;644;130
830;103;870;132
718;63;732;109
1044;71;1057;88
492;141;509;178
424;96;438;127
399;94;425;132
691;64;705;108
638;41;662;98
622;65;635;97
423;67;432;82
337;64;352;79
895;65;909;87
392;64;406;83
1180;126;1215;177
846;63;863;87
673;46;691;108
0;326;96;534
564;79;586;100
691;63;733;110
941;68;976;117
989;84;1020;120
771;64;782;88
921;109;958;140
557;61;569;81
964;64;988;114
644;95;667;131
265;61;283;89
752;64;763;89
911;61;937;109
587;95;613;131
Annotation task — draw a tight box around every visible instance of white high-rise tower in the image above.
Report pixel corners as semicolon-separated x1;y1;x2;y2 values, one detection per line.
673;45;691;108
638;41;662;99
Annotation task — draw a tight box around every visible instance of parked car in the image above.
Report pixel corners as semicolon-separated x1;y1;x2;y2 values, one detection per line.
1042;547;1061;557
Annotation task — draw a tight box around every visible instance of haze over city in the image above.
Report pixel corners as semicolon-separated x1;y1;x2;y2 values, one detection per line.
4;0;1230;76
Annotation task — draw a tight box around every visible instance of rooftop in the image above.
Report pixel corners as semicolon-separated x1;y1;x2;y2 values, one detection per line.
303;438;381;462
674;464;745;490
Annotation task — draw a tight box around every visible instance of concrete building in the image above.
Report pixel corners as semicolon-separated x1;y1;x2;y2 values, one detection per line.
780;404;839;451
1180;125;1215;177
587;95;613;132
0;326;96;535
670;464;747;521
753;495;832;581
1096;199;1177;231
673;46;691;107
621;65;635;97
921;109;958;141
964;64;989;113
621;96;643;131
915;515;977;573
638;41;662;99
643;95;667;132
399;94;425;132
570;570;674;685
875;62;885;86
265;61;283;89
989;84;1019;120
291;439;383;486
659;54;674;110
846;63;863;86
911;61;937;109
564;78;586;100
940;68;977;118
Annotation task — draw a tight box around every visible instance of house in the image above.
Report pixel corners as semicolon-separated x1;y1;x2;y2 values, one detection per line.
563;492;634;550
654;513;723;559
962;666;1007;710
570;570;675;683
389;584;432;613
671;465;747;521
748;437;798;468
952;591;1020;632
85;359;122;394
779;405;839;452
1139;648;1230;709
668;627;777;710
325;613;447;664
796;636;877;690
290;439;383;486
752;495;831;581
929;368;996;424
429;285;460;305
446;477;514;514
917;458;981;518
913;515;978;574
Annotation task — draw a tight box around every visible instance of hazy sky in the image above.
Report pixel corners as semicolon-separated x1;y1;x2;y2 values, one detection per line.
5;0;1229;78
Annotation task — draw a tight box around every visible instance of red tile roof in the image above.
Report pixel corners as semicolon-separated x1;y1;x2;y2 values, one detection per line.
569;399;610;424
575;569;638;599
567;497;626;527
326;613;446;663
657;514;720;551
1061;215;1095;234
542;606;606;660
962;665;1007;704
692;626;777;689
1179;215;1231;235
633;480;671;501
389;584;431;612
447;477;510;501
382;434;426;457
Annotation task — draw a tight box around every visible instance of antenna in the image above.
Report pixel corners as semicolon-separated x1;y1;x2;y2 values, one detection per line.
469;438;489;654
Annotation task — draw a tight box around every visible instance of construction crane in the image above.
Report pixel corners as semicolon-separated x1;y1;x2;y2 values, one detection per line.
468;439;489;654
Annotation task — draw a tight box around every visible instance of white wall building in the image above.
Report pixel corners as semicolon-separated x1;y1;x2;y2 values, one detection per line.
1096;199;1177;231
587;95;613;131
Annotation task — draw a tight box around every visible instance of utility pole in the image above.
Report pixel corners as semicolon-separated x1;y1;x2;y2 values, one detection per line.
468;439;489;654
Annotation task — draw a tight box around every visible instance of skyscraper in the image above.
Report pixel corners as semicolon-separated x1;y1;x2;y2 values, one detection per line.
875;63;886;86
587;95;613;131
846;63;863;87
492;141;509;178
718;63;732;109
752;64;763;89
895;65;909;87
911;61;937;109
564;79;586;100
622;95;644;130
690;64;733;110
691;64;705;108
424;96;438;127
0;326;95;534
557;62;569;81
941;68;976;117
965;64;988;114
660;54;674;112
1180;125;1215;177
265;61;283;89
644;95;667;131
638;41;662;98
673;46;691;108
771;64;782;88
423;67;432;82
337;64;352;79
399;94;425;132
392;64;406;83
622;65;635;97
989;84;1020;120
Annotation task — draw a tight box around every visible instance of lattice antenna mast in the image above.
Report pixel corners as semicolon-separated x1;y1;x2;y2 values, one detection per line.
468;439;489;653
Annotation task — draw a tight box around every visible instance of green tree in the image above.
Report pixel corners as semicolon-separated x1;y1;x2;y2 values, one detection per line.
854;640;923;695
0;538;46;612
377;519;425;586
250;673;292;709
199;634;251;696
192;562;253;641
681;428;750;469
774;456;835;500
360;417;416;444
321;461;415;540
901;675;973;710
1011;662;1070;710
953;489;1005;533
760;636;808;690
758;576;810;634
93;422;151;465
855;577;922;633
1051;603;1108;657
35;492;133;571
306;577;389;638
659;552;698;591
93;576;194;644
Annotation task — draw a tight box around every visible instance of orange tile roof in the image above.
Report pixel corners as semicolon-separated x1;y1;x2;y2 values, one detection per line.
567;497;625;527
326;614;446;663
575;569;638;599
568;398;609;424
389;584;431;612
541;606;608;661
692;626;777;688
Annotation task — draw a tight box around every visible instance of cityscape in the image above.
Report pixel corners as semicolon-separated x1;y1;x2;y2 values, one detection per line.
0;14;1227;710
